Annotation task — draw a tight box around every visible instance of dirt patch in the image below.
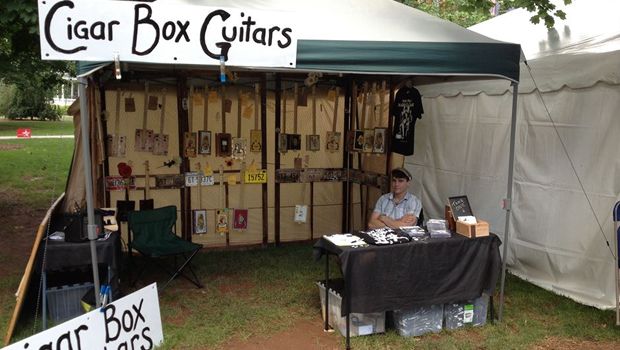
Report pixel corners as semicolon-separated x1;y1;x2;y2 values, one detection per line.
0;143;25;151
533;336;617;350
221;318;341;350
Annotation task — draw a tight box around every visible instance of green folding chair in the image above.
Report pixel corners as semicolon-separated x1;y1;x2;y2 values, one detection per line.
127;205;203;292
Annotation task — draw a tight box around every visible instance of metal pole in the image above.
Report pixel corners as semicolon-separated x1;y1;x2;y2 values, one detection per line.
78;76;101;307
498;82;519;322
613;201;620;326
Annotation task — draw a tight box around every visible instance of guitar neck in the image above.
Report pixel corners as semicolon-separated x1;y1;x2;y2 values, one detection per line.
144;161;150;200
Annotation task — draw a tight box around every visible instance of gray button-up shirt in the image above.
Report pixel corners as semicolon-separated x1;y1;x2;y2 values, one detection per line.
374;192;422;220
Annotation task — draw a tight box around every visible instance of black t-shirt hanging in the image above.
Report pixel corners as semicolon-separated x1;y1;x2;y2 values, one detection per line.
391;86;424;156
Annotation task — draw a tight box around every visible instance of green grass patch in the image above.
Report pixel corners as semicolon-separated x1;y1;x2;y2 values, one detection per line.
0;138;74;210
0;118;73;137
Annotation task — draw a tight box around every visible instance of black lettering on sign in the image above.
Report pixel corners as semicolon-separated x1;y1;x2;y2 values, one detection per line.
44;0;120;54
200;9;294;62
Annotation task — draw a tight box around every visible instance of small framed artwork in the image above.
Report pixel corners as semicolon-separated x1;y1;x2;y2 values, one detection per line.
353;130;364;152
216;208;229;234
278;133;288;153
183;132;197;157
250;130;262;152
363;129;374;153
198;131;211;155
294;204;308;223
216;133;232;157
288;134;302;151
306;134;320;151
233;208;249;230
326;131;341;152
373;128;386;153
232;137;246;159
193;209;207;235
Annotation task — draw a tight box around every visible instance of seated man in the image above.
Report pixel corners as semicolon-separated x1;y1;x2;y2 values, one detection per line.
368;167;422;229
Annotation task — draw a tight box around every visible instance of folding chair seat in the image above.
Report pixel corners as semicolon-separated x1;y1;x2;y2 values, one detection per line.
127;205;203;292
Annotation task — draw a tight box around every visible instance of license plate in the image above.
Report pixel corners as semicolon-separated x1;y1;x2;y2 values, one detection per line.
245;169;267;183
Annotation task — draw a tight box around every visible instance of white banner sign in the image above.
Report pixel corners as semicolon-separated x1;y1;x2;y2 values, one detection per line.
38;0;298;68
5;284;163;350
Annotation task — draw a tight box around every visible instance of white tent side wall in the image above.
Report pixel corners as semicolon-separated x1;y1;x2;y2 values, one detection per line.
411;0;620;309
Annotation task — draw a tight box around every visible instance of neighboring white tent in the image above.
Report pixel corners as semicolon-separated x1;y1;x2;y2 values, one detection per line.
410;0;620;309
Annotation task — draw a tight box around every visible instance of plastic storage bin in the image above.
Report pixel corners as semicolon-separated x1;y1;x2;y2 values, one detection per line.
316;280;386;337
443;294;489;330
390;304;443;337
46;282;93;323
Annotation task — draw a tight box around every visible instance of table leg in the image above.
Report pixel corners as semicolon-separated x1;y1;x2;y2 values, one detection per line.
324;252;330;331
490;293;495;323
346;314;350;350
42;271;47;331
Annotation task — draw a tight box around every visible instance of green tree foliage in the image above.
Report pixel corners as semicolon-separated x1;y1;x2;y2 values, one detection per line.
402;0;492;27
0;83;61;120
400;0;571;28
0;0;72;121
0;0;73;88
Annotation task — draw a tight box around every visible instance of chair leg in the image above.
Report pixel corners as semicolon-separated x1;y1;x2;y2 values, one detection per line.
159;249;202;293
130;257;153;287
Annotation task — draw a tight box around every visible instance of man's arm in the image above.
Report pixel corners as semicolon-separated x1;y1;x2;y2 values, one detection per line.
368;212;417;230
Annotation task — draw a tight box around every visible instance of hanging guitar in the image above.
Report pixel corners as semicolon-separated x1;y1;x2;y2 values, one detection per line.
140;160;154;210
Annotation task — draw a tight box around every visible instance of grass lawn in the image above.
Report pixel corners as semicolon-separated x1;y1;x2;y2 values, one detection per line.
0;117;73;137
0;138;74;209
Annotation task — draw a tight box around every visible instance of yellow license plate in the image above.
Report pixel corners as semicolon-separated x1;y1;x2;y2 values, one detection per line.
245;169;267;183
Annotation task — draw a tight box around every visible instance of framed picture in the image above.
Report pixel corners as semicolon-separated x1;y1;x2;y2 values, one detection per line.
193;209;207;234
288;134;302;150
278;133;288;153
216;133;232;157
306;134;320;151
363;129;374;153
183;132;197;157
250;130;262;152
232;137;246;159
198;130;211;155
216;208;229;234
233;208;249;230
326;131;341;152
353;130;364;151
373;128;386;153
294;204;308;223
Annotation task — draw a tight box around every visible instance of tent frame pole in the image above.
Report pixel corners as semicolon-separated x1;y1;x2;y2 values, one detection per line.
498;82;519;322
78;76;101;307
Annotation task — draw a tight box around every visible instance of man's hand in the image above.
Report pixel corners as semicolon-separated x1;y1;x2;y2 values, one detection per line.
401;214;417;226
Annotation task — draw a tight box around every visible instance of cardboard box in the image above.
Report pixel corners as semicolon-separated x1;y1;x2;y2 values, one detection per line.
456;220;489;238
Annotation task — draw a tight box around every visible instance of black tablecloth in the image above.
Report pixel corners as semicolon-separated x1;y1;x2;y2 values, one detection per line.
313;233;502;316
38;232;122;281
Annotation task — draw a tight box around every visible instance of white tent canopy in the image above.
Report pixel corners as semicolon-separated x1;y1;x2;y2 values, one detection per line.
411;0;620;309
